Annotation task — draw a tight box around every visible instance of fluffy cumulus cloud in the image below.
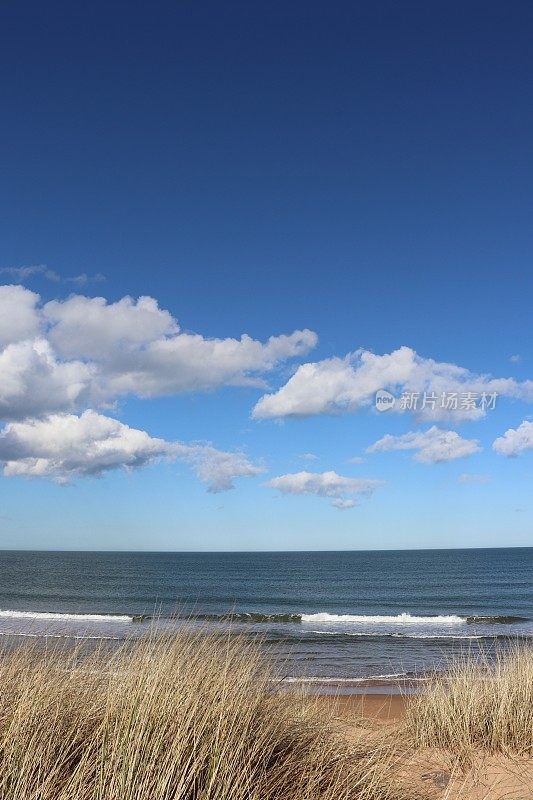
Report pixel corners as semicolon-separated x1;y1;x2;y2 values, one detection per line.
0;410;262;490
0;285;310;493
43;295;316;397
0;287;317;419
367;426;480;463
96;328;316;399
493;420;533;457
0;339;94;420
252;346;533;422
0;411;171;481
44;295;316;385
265;470;383;509
43;294;179;359
0;285;41;347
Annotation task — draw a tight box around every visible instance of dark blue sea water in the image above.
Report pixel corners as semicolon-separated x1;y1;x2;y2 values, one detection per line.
0;548;531;683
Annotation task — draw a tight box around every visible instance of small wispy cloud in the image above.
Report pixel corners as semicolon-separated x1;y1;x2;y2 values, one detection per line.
299;452;318;461
458;473;491;484
510;354;522;364
331;498;355;509
1;265;60;282
347;456;365;464
367;426;480;464
1;265;105;285
64;272;106;286
265;470;383;509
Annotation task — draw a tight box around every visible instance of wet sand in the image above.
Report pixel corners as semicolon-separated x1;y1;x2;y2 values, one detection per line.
317;691;408;722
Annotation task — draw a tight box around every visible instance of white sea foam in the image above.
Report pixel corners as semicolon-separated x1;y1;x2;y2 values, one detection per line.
0;631;123;640
280;672;410;683
307;630;487;639
300;612;464;625
0;610;131;623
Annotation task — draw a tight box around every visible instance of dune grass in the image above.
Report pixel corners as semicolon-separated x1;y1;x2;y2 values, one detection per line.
404;645;533;758
0;632;405;800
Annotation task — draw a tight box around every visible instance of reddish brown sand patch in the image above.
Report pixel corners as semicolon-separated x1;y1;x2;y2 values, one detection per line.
322;692;407;722
317;693;533;799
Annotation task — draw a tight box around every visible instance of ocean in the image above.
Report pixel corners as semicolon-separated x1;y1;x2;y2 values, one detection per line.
0;548;531;686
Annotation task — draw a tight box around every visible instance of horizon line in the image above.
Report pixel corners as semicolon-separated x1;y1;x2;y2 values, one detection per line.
0;545;531;554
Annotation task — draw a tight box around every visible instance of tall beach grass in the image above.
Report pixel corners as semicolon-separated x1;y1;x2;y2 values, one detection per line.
0;632;404;800
405;644;533;757
1;631;531;798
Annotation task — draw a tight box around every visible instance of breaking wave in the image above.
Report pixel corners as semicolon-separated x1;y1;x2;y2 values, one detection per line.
0;610;132;623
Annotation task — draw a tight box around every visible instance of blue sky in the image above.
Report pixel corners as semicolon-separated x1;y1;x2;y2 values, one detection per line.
0;1;532;550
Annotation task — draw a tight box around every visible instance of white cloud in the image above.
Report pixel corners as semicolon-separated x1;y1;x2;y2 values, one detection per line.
252;346;533;422
265;470;383;509
0;265;61;282
0;287;306;491
510;354;522;364
0;339;94;420
177;443;264;492
331;498;356;509
458;473;491;484
63;272;105;286
347;456;365;464
44;295;179;360
0;285;41;347
0;288;318;419
43;294;317;398
99;329;317;398
367;426;480;463
0;410;263;490
493;420;533;457
0;266;104;285
0;411;170;481
299;452;319;461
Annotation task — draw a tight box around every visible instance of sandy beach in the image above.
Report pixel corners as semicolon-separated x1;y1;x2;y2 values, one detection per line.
0;632;530;798
317;691;533;799
319;691;408;722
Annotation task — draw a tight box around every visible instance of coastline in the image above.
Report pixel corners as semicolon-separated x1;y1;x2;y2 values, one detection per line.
278;675;427;695
0;549;531;690
0;629;530;799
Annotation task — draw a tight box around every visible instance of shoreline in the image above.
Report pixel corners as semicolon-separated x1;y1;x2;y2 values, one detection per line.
0;631;530;798
278;675;427;695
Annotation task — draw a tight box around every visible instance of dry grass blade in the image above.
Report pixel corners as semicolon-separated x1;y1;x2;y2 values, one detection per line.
0;632;408;800
404;645;533;759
